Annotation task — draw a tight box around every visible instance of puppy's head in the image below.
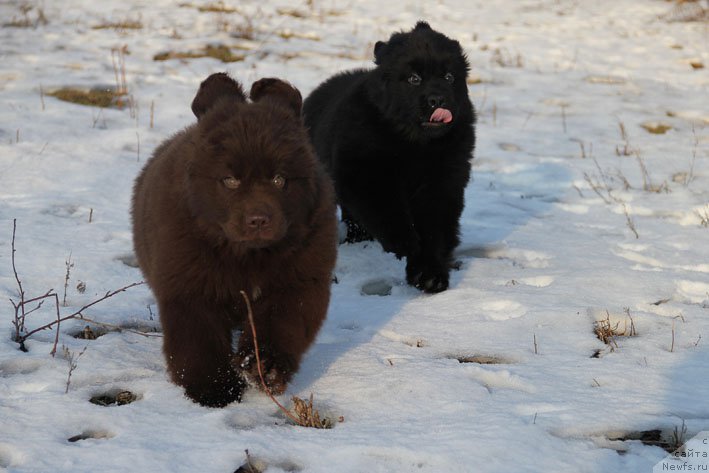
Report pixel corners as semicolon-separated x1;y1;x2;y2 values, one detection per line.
186;76;319;251
370;22;472;141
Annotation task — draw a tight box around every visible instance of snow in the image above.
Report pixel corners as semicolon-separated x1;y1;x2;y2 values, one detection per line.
1;0;708;472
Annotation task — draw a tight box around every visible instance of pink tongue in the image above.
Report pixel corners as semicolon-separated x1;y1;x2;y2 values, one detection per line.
430;108;453;123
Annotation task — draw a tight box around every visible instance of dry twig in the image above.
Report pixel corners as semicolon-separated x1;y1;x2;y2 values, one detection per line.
621;203;639;239
63;344;88;393
9;220;144;354
240;291;334;429
63;252;74;307
240;291;304;427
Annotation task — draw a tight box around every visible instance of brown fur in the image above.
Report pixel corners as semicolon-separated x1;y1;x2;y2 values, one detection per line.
131;73;338;407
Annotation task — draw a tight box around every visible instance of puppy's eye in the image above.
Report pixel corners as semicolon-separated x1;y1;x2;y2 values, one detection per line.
444;72;454;83
408;73;422;86
222;176;241;189
272;175;286;189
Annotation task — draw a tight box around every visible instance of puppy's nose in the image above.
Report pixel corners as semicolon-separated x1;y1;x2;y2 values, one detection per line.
246;214;271;228
427;95;445;108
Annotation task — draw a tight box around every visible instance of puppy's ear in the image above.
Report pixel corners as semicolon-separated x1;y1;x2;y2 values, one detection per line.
373;41;389;65
191;73;246;119
249;78;303;116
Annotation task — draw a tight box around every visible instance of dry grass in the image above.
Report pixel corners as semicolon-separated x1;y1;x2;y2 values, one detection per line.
689;60;704;70
73;325;104;340
276;29;320;41
3;4;48;28
46;45;135;115
198;1;237;13
661;0;708;22
62;344;87;393
594;316;620;350
615;120;636;156
491;47;524;68
583;157;616;204
696;204;709;227
621;203;639;239
178;1;238;13
230;15;256;40
291;394;334;429
277;7;308;18
276;5;344;19
46;87;125;108
640;121;673;135
635;152;670;194
92;18;143;31
153;44;245;63
594;310;637;352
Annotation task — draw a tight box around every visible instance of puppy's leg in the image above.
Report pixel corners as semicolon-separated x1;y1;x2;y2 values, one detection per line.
407;180;466;293
160;299;244;407
405;232;454;293
233;283;330;394
341;206;373;243
335;167;419;259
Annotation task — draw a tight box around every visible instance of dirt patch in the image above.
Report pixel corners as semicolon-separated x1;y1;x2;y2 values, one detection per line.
90;389;139;407
68;429;114;443
72;325;112;340
454;354;513;365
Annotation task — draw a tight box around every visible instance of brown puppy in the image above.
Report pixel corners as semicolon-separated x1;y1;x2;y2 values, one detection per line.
131;73;337;407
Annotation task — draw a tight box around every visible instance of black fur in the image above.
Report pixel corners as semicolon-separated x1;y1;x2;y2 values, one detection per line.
303;22;476;293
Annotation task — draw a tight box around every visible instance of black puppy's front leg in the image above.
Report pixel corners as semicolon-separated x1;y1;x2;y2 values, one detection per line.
406;178;466;293
336;166;420;259
405;231;452;293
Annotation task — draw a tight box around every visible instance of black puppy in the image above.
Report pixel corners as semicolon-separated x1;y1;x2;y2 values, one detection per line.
303;22;475;293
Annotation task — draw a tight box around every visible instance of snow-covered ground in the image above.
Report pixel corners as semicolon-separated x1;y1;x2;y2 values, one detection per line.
1;1;708;472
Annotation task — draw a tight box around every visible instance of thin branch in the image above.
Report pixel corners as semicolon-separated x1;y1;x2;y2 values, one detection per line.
10;221;145;353
63;344;88;394
63;251;73;307
21;298;48;317
51;292;60;356
583;173;612;204
17;282;145;352
671;319;676;353
240;290;304;427
622;203;639;239
11;219;26;338
686;124;697;186
22;290;55;306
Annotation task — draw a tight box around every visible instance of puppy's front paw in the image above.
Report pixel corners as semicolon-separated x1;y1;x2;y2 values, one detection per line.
418;271;449;293
182;373;246;407
406;260;449;293
232;349;293;395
